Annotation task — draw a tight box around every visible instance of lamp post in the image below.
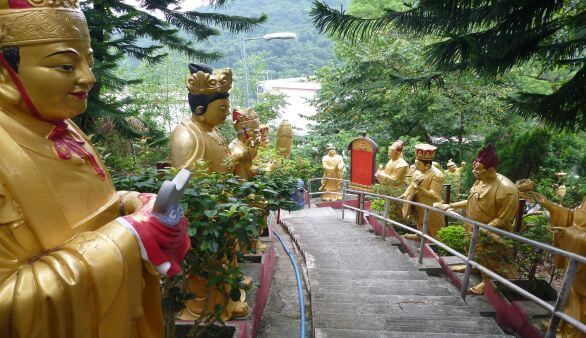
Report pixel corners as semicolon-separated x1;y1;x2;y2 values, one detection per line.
240;32;296;107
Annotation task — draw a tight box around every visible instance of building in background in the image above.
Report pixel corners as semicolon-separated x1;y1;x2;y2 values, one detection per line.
258;77;320;135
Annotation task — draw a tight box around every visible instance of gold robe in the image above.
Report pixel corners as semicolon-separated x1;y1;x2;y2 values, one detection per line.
0;110;162;338
320;154;344;201
546;200;585;338
466;174;518;278
403;166;445;237
229;139;258;180
169;117;231;172
378;157;408;190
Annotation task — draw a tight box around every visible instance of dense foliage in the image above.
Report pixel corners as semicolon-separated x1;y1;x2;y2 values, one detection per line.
311;0;586;130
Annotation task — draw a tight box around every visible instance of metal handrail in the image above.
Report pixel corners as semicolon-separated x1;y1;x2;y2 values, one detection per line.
339;187;585;337
305;178;349;208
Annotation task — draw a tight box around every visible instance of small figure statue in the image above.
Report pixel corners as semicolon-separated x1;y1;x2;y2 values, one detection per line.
320;144;345;201
0;2;190;336
436;144;519;295
529;193;585;338
276;119;293;158
554;171;568;200
375;140;409;190
399;144;445;239
259;124;270;148
170;63;233;172
445;159;462;199
229;108;261;180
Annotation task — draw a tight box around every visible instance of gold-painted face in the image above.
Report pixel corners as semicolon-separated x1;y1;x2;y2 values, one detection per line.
328;149;336;156
388;147;399;160
201;97;230;127
472;161;489;180
15;40;95;121
414;159;428;172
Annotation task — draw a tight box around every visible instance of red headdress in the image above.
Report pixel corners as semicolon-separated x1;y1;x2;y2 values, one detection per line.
476;144;499;169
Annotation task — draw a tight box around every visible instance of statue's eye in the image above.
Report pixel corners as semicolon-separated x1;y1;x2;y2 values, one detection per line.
55;64;75;72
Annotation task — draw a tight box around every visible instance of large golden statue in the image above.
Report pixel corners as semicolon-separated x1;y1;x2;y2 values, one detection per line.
0;1;191;336
375;140;408;190
528;193;585;337
399;144;445;240
319;144;344;201
275;119;293;158
170;63;232;172
436;144;518;295
229;107;261;180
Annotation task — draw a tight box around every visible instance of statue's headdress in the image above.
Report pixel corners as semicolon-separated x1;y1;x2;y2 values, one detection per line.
232;107;259;138
186;63;232;96
326;143;335;151
475;144;498;169
414;143;437;161
0;0;89;48
390;140;404;152
447;159;456;168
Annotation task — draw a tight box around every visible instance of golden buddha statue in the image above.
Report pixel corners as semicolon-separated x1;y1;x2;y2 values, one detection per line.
276;119;293;158
169;64;232;172
259;123;270;148
375;140;409;190
229;107;261;180
399;144;445;240
529;193;585;337
0;1;191;336
319;144;344;201
436;144;519;295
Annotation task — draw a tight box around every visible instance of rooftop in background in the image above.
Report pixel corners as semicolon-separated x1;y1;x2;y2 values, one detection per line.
258;77;321;135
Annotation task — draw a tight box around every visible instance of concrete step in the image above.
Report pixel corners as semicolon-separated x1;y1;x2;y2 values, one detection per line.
312;268;428;280
315;328;510;338
312;292;467;307
314;314;505;335
312;282;451;296
314;303;482;317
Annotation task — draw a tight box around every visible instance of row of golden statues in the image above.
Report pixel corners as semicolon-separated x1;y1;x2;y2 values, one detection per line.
320;142;584;336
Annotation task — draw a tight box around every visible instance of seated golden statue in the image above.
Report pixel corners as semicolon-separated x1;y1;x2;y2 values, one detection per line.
375;140;408;190
276;119;293;158
319;144;344;201
399;144;445;240
529;193;585;337
169;64;248;321
170;64;232;172
229;108;261;180
436;144;518;295
0;2;191;336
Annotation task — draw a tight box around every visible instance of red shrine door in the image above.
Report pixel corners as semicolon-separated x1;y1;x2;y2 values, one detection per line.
347;133;378;192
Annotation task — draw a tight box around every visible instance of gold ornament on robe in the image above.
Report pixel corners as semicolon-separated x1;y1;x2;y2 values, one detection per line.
170;64;233;172
0;0;164;336
276;119;293;158
319;144;344;201
229;107;261;180
400;144;445;239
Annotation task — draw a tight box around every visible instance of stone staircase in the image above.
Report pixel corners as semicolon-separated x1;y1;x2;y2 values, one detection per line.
281;207;509;338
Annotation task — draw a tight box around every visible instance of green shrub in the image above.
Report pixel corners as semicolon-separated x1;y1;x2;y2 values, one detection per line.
437;225;469;256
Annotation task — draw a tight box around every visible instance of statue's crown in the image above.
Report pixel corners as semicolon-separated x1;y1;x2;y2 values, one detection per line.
414;143;437;161
186;68;233;95
232;107;259;129
0;0;88;47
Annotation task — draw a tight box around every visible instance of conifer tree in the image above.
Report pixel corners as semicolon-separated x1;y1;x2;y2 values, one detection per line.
310;0;585;130
77;0;266;133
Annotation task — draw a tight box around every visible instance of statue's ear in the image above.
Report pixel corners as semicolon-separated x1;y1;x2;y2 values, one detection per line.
194;106;204;115
0;66;21;104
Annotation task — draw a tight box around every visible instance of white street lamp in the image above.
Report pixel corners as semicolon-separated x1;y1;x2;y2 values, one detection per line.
240;32;297;107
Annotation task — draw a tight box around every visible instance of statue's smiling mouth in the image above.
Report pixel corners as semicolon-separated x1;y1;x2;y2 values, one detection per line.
68;91;88;99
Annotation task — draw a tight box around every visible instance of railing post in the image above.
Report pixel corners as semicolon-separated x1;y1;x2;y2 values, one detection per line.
418;209;429;264
382;198;390;240
545;259;578;338
443;184;451;225
307;180;312;209
357;193;365;226
461;224;480;300
341;186;346;220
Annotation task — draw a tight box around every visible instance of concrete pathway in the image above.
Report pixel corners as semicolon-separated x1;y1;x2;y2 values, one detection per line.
280;207;509;338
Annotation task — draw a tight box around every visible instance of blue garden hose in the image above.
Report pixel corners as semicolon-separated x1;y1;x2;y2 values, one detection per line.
272;230;306;338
